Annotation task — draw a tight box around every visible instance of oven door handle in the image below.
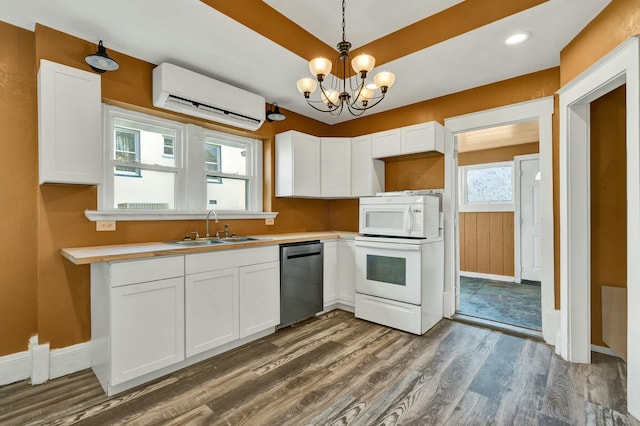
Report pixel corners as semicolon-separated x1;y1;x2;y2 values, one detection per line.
355;241;421;251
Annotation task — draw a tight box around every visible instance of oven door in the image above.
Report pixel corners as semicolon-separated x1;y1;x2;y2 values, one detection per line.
359;204;413;237
355;240;422;304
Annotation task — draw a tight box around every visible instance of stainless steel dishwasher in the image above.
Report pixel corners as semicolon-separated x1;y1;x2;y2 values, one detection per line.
279;241;323;328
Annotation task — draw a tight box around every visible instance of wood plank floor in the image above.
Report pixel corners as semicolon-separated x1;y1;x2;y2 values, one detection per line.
0;310;638;425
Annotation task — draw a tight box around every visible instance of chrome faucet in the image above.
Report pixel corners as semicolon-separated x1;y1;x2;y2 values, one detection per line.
205;209;219;238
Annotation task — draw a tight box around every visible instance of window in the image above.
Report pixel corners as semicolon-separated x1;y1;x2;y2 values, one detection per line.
459;161;514;212
100;105;264;216
103;107;184;210
163;136;175;157
203;132;258;211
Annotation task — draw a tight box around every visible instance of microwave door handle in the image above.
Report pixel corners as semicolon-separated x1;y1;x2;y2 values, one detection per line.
405;206;412;234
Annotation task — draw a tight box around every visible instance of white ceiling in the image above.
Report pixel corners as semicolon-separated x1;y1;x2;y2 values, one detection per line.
0;0;611;125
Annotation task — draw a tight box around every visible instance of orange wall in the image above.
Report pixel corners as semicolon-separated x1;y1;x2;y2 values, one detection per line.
560;0;640;85
590;85;626;347
0;23;38;356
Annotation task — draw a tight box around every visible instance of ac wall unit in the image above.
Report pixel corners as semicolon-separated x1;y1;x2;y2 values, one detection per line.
152;63;265;131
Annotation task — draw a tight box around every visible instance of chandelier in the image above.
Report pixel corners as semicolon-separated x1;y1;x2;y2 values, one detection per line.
296;0;396;117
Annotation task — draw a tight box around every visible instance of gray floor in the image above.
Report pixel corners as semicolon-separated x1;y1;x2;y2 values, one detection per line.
458;276;542;330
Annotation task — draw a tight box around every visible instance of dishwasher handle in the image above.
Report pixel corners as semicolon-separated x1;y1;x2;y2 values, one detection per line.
285;250;322;260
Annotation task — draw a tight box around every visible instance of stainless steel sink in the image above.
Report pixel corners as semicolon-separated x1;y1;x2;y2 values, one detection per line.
169;238;226;246
218;236;271;243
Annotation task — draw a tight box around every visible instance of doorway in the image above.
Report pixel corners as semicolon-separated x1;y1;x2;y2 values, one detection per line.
443;97;555;343
454;123;541;331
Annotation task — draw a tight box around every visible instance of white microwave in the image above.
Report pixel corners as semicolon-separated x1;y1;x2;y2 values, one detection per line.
359;194;441;239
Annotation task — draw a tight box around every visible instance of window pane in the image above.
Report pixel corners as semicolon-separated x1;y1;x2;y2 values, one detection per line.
206;176;247;210
205;142;220;172
205;137;247;175
163;136;174;157
466;165;512;203
114;168;176;209
114;118;176;167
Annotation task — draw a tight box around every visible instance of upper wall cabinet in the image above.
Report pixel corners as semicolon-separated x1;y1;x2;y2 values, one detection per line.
351;135;384;197
276;131;321;197
372;121;445;159
321;137;351;197
38;60;102;185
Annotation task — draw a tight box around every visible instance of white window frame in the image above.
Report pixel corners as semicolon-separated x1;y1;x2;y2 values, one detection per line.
458;160;515;212
91;105;272;221
100;105;185;212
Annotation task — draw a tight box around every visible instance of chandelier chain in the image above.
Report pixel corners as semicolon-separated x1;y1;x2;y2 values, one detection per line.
342;0;346;43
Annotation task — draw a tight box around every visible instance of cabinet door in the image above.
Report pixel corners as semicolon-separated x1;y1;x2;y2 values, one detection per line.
321;138;351;197
185;268;239;357
293;133;321;196
38;60;102;185
402;122;444;155
323;241;339;308
371;129;401;159
110;277;185;385
239;261;280;337
338;241;356;306
351;135;384;196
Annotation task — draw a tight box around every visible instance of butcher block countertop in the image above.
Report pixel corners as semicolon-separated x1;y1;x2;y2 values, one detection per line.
61;231;357;265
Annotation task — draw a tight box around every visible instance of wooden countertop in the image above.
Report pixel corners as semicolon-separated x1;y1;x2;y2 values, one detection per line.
61;232;357;265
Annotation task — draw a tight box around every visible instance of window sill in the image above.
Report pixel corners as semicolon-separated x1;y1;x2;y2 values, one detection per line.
85;210;279;222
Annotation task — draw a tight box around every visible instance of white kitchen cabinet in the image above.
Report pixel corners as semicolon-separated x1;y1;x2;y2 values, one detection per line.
276;130;321;197
38;59;102;185
402;122;445;155
371;121;445;159
239;261;280;337
351;135;385;196
322;240;339;309
371;129;402;159
338;240;356;307
91;256;185;394
321;137;351;197
110;277;184;385
185;246;280;340
185;268;239;357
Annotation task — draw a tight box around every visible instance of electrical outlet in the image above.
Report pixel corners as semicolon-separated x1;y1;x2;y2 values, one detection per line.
265;218;275;225
96;220;116;231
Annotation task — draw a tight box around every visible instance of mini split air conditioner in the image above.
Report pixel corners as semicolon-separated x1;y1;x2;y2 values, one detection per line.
152;63;265;131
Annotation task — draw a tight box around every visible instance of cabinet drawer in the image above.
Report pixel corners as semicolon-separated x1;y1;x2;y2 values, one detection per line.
186;246;279;275
110;256;184;287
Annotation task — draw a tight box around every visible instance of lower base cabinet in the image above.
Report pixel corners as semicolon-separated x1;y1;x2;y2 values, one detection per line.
91;246;280;395
322;238;355;310
185;268;239;358
239;261;280;337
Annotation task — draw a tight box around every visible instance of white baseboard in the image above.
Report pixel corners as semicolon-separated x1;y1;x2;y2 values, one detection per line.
0;340;91;386
0;350;30;386
591;344;621;358
50;342;91;379
459;271;515;282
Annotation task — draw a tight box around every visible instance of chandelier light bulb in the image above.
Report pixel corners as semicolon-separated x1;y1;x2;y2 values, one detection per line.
373;71;396;91
296;78;318;96
351;54;375;74
321;89;340;106
354;87;374;103
309;57;332;78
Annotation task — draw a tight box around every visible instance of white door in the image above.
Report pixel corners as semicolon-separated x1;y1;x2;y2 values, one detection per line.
520;157;541;281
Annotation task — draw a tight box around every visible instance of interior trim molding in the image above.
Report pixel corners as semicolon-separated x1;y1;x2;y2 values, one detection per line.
444;97;555;345
558;35;639;419
0;350;30;386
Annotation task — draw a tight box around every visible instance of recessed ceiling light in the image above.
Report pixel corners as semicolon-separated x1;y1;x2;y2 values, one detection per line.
504;32;531;46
